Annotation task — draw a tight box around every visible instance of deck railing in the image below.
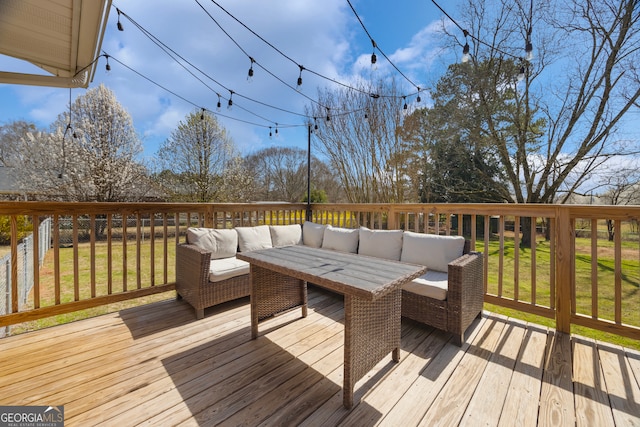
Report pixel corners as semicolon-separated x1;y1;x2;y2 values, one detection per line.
0;201;638;341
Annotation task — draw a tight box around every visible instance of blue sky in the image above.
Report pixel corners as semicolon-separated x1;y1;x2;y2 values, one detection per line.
0;0;462;161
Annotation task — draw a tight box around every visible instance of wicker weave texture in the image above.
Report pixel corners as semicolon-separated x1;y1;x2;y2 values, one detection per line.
344;288;401;408
401;245;483;345
250;264;307;323
175;244;250;319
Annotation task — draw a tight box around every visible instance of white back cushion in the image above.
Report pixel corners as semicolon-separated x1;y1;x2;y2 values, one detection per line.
187;228;237;260
322;225;359;253
269;224;302;247
235;225;273;252
400;232;465;272
302;221;326;248
358;227;403;261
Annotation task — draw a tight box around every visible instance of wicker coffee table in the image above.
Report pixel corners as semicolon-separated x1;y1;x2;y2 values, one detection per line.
237;245;426;408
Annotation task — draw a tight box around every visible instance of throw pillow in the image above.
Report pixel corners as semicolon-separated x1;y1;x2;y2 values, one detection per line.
269;224;302;247
302;221;326;248
235;225;273;252
322;225;359;253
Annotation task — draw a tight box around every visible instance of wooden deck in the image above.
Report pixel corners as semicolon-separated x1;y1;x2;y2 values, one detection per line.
1;287;639;426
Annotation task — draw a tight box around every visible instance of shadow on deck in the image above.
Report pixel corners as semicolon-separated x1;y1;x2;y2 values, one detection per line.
1;286;639;426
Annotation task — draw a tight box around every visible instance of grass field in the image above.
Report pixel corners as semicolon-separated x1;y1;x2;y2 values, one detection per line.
4;233;640;350
8;240;177;334
484;234;640;350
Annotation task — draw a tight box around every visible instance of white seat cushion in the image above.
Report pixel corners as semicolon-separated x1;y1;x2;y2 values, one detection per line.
400;232;465;272
208;257;250;282
358;227;403;261
402;270;449;301
269;224;302;247
187;227;237;260
235;225;273;252
322;225;359;253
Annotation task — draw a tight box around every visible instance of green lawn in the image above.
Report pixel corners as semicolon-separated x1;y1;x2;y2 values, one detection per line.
9;239;177;334
484;234;640;350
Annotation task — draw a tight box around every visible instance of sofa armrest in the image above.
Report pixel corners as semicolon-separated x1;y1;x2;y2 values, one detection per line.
446;251;484;333
176;243;212;301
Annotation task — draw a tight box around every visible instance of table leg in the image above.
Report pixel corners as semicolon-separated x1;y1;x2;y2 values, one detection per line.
249;264;307;339
342;288;402;409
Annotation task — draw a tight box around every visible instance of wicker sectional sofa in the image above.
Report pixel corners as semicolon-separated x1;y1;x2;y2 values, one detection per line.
175;222;483;345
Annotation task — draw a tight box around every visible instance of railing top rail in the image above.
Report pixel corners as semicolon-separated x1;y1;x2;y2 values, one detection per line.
0;202;308;216
1;201;640;220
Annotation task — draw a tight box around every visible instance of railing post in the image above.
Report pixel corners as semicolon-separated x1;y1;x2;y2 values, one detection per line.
205;204;214;228
387;205;397;230
555;206;572;333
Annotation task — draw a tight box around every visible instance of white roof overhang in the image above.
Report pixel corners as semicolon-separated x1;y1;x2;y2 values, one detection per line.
0;0;111;88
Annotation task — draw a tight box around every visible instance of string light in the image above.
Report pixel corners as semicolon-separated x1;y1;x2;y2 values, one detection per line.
200;108;205;120
275;123;279;135
269;127;272;138
297;65;304;88
314;117;318;130
462;30;470;63
371;40;377;65
216;93;222;111
110;5;429;136
105;55;111;71
525;0;533;61
517;62;526;82
206;0;418;101
403;96;408;110
416;88;421;103
116;8;124;31
247;57;254;82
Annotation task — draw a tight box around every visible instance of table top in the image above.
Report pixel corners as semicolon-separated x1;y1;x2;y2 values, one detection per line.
237;245;427;300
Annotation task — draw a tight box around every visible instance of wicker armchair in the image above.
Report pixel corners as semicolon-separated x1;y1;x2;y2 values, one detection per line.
175;243;250;319
401;241;483;346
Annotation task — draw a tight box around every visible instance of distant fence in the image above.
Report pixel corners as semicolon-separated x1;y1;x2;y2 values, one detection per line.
56;216;185;247
0;218;52;336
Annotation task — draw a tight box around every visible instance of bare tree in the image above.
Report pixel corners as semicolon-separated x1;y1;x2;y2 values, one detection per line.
243;146;340;202
449;0;640;205
155;109;247;202
309;79;412;203
432;0;640;246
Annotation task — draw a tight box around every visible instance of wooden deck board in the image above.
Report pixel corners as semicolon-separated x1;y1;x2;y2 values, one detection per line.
1;286;639;426
497;322;548;427
539;331;576;425
573;337;616;427
598;341;640;426
460;316;527;426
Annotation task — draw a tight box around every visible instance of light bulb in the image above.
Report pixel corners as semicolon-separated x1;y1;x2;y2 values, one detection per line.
247;67;254;82
525;42;533;61
462;42;470;63
116;9;124;31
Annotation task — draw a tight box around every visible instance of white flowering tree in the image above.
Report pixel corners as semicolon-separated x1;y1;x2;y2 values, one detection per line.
17;84;148;202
